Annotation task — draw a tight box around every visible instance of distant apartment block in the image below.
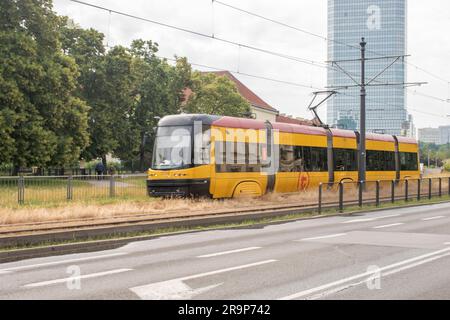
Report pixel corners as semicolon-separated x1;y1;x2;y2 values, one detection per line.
418;126;450;145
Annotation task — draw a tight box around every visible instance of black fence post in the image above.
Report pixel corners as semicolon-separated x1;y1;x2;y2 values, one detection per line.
429;178;432;200
405;179;409;202
391;180;395;203
67;175;73;200
18;176;24;205
318;183;322;214
109;175;115;198
417;179;421;201
339;182;344;213
375;180;380;207
439;178;442;197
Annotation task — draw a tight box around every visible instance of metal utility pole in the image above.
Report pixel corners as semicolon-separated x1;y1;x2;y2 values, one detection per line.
359;38;367;184
327;37;426;184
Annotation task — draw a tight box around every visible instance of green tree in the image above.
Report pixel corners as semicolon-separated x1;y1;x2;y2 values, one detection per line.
60;22;139;168
183;72;251;117
130;41;192;170
0;0;89;173
89;45;138;167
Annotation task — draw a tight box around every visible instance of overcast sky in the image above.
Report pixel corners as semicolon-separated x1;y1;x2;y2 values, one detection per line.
53;0;450;130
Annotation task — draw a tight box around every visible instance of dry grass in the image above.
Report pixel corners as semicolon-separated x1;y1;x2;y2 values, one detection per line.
424;172;450;178
0;190;325;226
1;176;449;226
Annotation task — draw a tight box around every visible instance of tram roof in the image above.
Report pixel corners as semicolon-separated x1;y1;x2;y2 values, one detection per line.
158;114;417;144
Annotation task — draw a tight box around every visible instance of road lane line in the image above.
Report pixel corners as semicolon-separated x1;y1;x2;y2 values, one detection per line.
297;233;347;242
0;252;128;273
373;223;404;229
422;216;445;221
342;214;400;224
278;246;450;300
179;260;277;281
307;252;450;300
130;260;277;300
24;268;132;288
197;247;261;258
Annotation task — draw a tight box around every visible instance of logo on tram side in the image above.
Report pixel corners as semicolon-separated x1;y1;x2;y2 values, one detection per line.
298;172;310;191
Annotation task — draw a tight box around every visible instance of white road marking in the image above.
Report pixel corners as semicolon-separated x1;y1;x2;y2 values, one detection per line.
278;246;450;300
131;280;224;300
422;216;445;221
298;233;347;242
130;260;277;300
177;260;277;281
197;247;261;258
24;268;132;288
373;223;404;229
0;252;127;274
342;214;400;224
307;252;450;300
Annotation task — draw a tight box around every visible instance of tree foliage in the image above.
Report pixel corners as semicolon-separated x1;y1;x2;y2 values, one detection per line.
130;41;192;170
183;72;251;117
1;0;257;172
419;142;450;167
0;0;89;171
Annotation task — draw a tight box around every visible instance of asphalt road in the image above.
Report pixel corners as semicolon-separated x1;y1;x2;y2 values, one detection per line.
1;202;450;300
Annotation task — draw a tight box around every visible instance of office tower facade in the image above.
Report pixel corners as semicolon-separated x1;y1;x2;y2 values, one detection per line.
327;0;412;135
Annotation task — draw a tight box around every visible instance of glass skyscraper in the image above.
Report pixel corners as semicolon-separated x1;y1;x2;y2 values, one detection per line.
327;0;410;135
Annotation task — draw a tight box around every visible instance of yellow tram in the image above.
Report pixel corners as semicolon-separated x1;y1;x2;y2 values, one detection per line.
147;114;420;198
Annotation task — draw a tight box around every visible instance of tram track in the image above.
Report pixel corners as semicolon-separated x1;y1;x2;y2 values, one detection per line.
0;192;445;238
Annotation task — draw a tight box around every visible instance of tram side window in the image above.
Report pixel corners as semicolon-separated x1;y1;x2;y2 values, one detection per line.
334;148;357;171
303;147;328;172
366;150;396;171
400;152;418;171
215;141;261;173
279;145;295;172
279;146;327;172
384;151;396;171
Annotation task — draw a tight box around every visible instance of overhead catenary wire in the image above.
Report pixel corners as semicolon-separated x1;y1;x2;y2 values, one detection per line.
69;0;329;69
161;56;321;90
214;1;450;99
163;56;447;120
69;0;449;120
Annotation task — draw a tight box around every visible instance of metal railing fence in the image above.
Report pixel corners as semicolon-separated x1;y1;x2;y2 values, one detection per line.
0;174;147;206
318;177;450;214
2;174;450;210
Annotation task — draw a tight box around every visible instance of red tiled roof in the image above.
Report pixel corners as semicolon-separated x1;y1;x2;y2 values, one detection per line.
208;71;278;113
